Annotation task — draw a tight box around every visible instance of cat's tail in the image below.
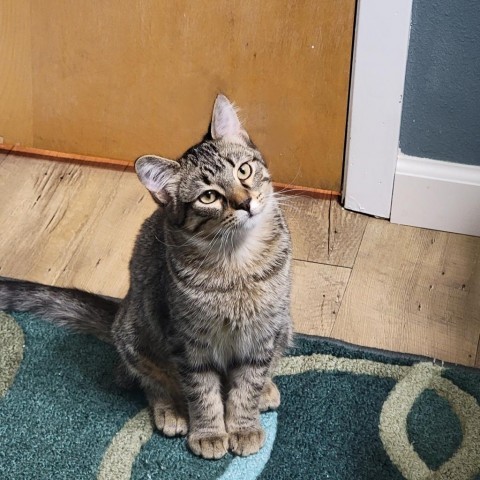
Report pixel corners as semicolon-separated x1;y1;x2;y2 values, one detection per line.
0;279;118;343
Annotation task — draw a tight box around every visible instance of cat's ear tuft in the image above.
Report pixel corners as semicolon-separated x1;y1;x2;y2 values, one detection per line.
135;155;179;205
210;94;249;144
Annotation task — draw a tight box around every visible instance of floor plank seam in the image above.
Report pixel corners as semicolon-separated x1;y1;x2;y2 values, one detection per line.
326;267;353;338
292;258;352;270
349;216;370;269
326;216;367;337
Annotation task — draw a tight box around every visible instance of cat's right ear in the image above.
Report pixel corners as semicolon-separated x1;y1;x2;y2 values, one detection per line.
210;94;249;144
135;155;179;205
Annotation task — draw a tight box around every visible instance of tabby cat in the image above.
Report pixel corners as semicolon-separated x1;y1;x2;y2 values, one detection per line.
0;94;292;459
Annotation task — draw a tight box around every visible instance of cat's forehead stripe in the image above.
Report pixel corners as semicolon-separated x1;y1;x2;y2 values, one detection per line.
219;155;236;168
185;145;222;172
184;141;254;174
200;165;217;177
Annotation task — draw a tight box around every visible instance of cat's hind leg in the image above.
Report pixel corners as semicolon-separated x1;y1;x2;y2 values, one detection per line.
258;378;280;412
257;325;289;412
143;369;189;437
114;361;140;391
132;358;189;437
147;386;189;437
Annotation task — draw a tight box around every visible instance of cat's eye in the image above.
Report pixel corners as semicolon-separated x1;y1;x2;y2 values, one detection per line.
237;162;252;181
198;190;219;204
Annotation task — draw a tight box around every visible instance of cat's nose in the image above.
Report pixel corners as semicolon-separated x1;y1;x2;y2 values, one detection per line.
237;197;251;213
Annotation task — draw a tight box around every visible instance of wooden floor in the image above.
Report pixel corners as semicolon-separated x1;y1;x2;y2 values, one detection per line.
1;152;479;367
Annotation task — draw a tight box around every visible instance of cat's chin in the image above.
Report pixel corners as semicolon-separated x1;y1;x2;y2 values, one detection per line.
236;211;265;232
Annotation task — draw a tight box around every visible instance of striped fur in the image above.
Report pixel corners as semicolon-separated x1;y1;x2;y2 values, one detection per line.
0;95;292;459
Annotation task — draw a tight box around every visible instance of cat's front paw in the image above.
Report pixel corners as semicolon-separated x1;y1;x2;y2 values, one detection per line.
228;427;265;456
153;406;188;437
188;432;229;459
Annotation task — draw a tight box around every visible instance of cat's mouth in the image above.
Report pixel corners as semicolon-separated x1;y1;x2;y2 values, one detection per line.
235;206;264;230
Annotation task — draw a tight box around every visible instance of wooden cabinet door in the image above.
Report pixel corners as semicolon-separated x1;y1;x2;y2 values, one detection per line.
1;0;355;192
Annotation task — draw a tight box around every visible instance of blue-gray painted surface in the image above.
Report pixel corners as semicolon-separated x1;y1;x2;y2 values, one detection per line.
400;0;480;166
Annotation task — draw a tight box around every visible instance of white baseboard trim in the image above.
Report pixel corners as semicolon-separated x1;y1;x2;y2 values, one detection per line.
390;153;480;237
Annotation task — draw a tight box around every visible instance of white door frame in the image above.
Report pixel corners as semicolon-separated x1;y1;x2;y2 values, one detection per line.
343;0;413;218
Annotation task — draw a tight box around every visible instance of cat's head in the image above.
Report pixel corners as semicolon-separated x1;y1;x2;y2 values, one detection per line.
135;95;275;237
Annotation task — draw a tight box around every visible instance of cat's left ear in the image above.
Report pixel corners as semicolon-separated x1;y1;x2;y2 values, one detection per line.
210;94;249;144
135;155;180;205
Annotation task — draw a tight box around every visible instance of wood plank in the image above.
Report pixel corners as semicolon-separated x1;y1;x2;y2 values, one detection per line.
0;156;154;297
292;260;351;337
0;156;119;284
328;199;370;268
54;171;155;298
332;219;480;366
282;195;368;268
0;150;10;166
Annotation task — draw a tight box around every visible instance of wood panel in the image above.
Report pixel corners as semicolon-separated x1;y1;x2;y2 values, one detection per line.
0;151;9;166
54;171;156;297
291;260;351;336
0;0;33;145
332;219;480;366
2;0;355;191
282;195;368;267
0;155;154;297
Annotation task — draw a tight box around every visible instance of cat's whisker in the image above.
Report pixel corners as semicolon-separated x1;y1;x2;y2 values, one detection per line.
274;165;303;190
218;227;230;257
219;233;230;259
165;228;209;249
155;228;206;249
227;224;238;255
217;223;237;259
273;198;307;206
153;234;180;248
190;227;226;279
268;197;300;206
269;189;311;198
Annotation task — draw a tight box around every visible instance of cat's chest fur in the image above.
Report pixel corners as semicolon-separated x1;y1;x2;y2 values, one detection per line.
166;224;290;365
171;256;288;320
167;228;290;327
179;292;280;369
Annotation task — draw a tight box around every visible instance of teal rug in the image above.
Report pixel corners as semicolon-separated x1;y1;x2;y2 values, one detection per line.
1;311;479;480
